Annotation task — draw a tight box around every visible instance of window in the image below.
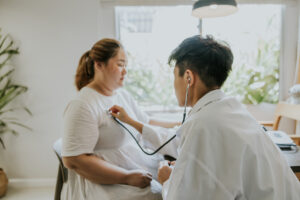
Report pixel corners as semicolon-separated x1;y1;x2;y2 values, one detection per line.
203;4;282;104
116;6;198;110
115;4;282;109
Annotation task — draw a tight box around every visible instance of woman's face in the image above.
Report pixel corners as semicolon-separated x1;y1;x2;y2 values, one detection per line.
173;67;186;107
101;48;127;90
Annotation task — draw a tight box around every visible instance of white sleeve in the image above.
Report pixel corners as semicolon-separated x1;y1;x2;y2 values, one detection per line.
164;121;234;200
141;124;179;158
62;100;99;157
164;154;233;200
162;179;170;200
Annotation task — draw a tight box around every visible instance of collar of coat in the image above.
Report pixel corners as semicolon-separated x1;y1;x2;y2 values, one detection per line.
188;89;225;117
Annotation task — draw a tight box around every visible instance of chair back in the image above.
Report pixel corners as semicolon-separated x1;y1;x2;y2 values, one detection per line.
53;138;68;200
273;102;300;130
273;102;300;146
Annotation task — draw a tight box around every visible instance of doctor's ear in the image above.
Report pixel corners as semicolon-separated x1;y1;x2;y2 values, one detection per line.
184;70;194;85
187;77;191;84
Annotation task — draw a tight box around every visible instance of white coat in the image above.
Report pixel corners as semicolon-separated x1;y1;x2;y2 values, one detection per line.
141;123;180;159
150;90;300;200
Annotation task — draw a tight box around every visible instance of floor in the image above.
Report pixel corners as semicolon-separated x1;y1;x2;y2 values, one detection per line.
2;185;54;200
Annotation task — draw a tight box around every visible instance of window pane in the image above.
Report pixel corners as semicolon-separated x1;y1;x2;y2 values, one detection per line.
116;4;282;108
116;6;199;109
203;4;282;104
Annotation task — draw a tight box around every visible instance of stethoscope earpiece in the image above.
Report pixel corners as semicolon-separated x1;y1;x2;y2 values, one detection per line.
187;77;191;84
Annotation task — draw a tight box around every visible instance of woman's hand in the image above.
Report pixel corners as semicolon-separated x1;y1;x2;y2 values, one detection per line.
124;169;152;188
109;105;132;124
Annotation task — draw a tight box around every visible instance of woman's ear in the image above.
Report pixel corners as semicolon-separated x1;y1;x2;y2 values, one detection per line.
95;62;104;71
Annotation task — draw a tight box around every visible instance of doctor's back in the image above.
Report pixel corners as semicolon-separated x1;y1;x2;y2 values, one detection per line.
162;35;300;200
166;91;300;200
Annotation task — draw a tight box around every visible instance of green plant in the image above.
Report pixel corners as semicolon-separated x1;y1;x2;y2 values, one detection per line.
124;53;177;107
222;15;279;104
0;29;32;149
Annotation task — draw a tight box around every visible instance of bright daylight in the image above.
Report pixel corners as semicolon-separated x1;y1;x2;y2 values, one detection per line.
0;0;300;200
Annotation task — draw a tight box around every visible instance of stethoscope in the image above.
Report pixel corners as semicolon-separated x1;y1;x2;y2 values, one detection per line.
112;78;191;156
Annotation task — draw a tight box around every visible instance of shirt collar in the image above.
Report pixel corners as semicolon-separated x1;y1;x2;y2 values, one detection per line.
188;89;225;117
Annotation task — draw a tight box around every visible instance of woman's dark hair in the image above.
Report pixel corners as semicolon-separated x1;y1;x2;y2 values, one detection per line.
168;35;233;88
75;38;123;90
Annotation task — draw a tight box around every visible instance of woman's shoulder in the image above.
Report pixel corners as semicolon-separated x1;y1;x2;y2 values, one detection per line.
65;87;103;115
77;87;99;100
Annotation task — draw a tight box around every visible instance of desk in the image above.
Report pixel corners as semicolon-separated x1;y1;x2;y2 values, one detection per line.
282;147;300;180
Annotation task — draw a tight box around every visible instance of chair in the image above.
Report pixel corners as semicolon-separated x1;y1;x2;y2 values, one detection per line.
53;138;68;200
261;102;300;145
260;102;300;181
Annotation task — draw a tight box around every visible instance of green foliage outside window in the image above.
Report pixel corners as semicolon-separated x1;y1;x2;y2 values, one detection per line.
124;13;280;106
125;35;279;107
222;38;279;104
124;53;177;107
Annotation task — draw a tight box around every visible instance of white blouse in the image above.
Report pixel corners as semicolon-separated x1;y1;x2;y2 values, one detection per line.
62;87;162;200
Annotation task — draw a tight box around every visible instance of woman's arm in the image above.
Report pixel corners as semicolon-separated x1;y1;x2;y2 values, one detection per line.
62;154;152;188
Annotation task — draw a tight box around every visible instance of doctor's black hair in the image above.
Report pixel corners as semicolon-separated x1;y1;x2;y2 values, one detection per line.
168;35;233;88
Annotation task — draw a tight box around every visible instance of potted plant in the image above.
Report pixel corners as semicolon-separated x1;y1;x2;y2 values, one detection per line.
0;29;31;197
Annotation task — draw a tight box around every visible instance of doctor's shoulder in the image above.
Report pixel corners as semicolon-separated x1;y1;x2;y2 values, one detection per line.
179;115;211;137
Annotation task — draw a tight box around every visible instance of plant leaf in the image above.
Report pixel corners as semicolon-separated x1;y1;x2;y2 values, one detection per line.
0;34;9;51
0;137;5;149
0;69;14;83
0;106;32;116
7;121;32;131
0;85;27;110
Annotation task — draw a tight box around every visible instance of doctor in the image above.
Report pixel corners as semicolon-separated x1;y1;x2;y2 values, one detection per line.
155;35;300;199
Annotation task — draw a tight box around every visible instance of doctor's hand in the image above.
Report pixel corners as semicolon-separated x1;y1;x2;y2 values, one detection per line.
109;105;132;124
124;169;152;188
158;161;173;185
110;105;144;134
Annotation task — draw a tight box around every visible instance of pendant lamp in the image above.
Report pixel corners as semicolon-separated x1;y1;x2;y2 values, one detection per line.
192;0;238;18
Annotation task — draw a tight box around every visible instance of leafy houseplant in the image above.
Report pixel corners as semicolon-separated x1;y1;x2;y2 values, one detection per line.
0;29;31;197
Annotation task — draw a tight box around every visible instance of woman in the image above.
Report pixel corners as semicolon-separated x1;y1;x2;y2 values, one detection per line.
61;38;179;200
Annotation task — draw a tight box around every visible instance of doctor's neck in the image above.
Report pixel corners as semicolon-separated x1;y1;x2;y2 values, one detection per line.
189;83;219;107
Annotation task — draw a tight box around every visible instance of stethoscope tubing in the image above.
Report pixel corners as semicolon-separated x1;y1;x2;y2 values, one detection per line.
113;83;190;155
113;117;177;155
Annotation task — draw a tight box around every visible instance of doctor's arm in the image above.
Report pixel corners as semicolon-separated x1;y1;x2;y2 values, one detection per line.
149;119;181;128
110;105;179;157
110;105;180;134
62;154;152;188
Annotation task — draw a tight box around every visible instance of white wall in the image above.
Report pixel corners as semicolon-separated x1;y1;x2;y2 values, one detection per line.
0;0;100;180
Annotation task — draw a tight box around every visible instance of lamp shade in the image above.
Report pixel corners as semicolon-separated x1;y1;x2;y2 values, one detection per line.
192;0;238;18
